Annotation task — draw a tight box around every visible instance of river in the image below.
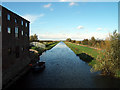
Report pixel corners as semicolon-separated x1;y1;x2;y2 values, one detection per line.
9;42;120;88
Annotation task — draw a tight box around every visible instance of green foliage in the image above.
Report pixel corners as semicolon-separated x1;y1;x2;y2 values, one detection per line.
30;34;38;42
91;30;120;77
71;40;76;43
66;38;72;42
45;42;59;50
75;41;81;44
31;41;59;55
31;46;45;54
65;42;99;59
82;39;89;45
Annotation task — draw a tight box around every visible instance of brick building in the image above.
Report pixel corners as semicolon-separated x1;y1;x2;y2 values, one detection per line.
0;5;31;88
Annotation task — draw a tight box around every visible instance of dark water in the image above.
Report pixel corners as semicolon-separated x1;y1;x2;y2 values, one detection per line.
10;42;120;88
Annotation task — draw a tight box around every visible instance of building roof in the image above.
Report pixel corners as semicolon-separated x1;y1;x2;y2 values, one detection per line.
0;5;30;23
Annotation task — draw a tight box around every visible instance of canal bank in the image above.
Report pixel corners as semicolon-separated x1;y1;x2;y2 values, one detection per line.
8;42;120;88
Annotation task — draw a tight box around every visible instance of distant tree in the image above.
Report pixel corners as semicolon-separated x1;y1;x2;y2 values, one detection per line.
89;36;96;46
82;39;89;45
75;41;81;44
100;40;105;49
30;34;38;42
66;38;72;42
71;40;76;43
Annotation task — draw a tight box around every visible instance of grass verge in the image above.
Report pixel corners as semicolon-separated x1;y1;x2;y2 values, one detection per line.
31;41;59;55
65;42;99;65
65;42;120;78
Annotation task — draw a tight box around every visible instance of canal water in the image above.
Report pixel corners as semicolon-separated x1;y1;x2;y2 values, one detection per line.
10;42;120;88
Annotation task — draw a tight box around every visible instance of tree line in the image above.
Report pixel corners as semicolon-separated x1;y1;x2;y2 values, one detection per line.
66;37;105;49
66;30;120;77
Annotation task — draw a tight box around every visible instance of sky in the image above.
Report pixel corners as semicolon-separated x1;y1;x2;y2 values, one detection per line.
2;2;118;40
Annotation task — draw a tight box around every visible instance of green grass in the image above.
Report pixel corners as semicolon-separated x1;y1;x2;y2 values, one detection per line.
65;42;99;65
65;42;120;78
45;41;59;50
31;41;59;55
65;42;99;58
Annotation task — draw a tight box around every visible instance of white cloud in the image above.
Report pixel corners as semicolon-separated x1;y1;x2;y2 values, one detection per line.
69;2;78;6
43;3;52;8
96;28;102;31
37;32;109;40
77;26;84;29
22;14;44;23
38;33;67;40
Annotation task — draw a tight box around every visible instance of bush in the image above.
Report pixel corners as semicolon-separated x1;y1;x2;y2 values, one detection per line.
31;46;44;54
75;41;81;44
66;38;72;42
82;39;89;45
91;30;120;77
71;40;76;43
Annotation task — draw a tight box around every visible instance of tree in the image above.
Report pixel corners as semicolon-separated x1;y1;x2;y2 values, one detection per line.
89;36;96;46
71;40;76;43
75;41;81;44
30;34;38;42
66;38;71;42
82;39;89;45
91;30;120;77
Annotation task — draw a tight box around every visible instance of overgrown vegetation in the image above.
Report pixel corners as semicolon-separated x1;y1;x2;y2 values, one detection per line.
45;41;59;50
30;34;59;55
66;36;105;49
65;30;120;78
65;42;99;62
31;41;59;55
91;30;120;78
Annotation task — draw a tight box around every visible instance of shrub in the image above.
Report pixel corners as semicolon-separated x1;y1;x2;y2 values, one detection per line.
91;30;120;77
71;40;76;43
82;39;89;45
75;41;81;44
66;38;72;42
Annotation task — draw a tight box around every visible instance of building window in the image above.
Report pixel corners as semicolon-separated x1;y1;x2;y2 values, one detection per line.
7;14;10;21
15;18;17;23
15;27;18;38
21;30;24;36
8;48;12;55
21;20;23;26
0;25;1;32
8;27;11;34
25;22;27;27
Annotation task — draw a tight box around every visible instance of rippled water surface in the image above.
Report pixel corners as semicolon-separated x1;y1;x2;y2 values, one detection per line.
10;42;120;88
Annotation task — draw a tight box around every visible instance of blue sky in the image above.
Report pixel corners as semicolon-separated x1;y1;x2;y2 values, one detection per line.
2;2;118;40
